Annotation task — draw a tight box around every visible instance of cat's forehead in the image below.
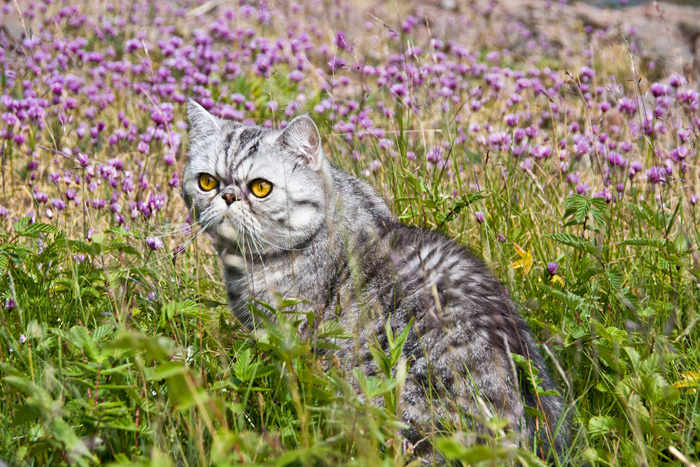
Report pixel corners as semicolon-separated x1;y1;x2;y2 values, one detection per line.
224;123;277;145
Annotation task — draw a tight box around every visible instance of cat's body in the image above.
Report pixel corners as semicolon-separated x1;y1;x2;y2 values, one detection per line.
184;100;568;459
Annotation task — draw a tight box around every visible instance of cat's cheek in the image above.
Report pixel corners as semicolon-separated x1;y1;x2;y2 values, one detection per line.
217;221;239;242
288;207;316;231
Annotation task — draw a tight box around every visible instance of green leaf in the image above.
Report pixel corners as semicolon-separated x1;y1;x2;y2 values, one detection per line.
539;284;588;313
352;368;396;399
49;418;96;462
233;348;256;382
434;438;512;463
10;404;41;426
107;331;175;361
588;415;620;437
16;222;58;238
69;239;101;256
606;270;623;290
107;240;140;256
369;345;392;379
317;321;353;340
563;194;590;223
147;362;187;381
434;437;469;460
436;191;488;225
547;233;598;257
162;299;200;320
390;319;413;366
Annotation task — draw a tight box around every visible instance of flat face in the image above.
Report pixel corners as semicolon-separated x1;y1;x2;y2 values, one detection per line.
184;106;326;254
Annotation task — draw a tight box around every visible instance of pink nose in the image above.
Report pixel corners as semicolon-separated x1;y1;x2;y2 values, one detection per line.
222;193;237;205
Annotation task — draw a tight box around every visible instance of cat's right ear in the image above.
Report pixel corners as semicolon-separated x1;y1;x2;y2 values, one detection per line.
187;99;220;141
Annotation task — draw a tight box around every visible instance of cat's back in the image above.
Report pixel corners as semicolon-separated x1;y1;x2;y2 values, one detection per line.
379;223;511;318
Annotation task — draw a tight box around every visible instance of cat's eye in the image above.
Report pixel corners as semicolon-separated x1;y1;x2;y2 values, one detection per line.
198;173;219;192
250;179;273;198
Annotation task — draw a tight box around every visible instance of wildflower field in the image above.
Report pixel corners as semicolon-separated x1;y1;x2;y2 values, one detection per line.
1;0;699;465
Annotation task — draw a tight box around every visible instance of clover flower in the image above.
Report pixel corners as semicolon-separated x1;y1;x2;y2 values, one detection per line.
145;237;163;251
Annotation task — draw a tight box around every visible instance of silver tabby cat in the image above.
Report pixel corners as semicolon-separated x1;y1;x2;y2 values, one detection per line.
183;100;568;459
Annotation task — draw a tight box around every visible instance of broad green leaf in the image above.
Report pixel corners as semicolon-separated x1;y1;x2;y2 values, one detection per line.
588;415;620;437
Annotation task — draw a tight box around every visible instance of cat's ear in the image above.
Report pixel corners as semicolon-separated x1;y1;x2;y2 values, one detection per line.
187;99;220;141
279;114;323;171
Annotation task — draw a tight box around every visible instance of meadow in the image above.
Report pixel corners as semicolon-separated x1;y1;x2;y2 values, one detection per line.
0;0;699;465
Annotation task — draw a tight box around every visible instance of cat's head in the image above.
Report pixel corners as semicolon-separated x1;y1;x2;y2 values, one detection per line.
184;100;329;253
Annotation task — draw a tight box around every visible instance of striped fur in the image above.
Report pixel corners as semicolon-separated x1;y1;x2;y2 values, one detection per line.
184;100;569;460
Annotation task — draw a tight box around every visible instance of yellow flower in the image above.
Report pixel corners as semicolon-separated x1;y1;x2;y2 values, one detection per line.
673;371;700;389
512;243;533;275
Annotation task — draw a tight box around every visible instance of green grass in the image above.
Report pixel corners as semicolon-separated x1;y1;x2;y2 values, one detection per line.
3;122;699;465
1;1;700;465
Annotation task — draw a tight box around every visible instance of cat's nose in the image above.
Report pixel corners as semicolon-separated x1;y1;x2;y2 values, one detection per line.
222;193;237;205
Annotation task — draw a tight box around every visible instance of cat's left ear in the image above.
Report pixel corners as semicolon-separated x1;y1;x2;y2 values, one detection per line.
278;114;323;171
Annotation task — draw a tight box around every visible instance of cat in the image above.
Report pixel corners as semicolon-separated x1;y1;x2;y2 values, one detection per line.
183;99;569;460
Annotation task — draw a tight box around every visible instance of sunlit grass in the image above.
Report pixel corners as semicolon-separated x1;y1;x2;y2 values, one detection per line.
0;0;699;465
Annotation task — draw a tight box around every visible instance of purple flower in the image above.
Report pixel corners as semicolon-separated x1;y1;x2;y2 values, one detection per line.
145;236;163;251
547;262;558;275
691;195;699;206
35;191;48;203
669;74;687;88
487;131;511;151
151;103;174;125
670;146;689;161
651;82;669;97
4;298;15;310
19;334;27;344
579;66;595;82
335;31;350;51
288;70;304;82
531;145;552;159
629;161;643;179
607;152;627;167
618;98;637;116
646;166;664;184
51;199;67;211
77;152;89;167
475;211;485;224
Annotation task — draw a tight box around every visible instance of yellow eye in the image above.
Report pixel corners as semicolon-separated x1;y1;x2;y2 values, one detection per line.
198;174;219;192
250;179;272;198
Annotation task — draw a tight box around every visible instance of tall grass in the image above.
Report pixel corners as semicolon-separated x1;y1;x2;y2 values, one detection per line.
0;0;699;465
